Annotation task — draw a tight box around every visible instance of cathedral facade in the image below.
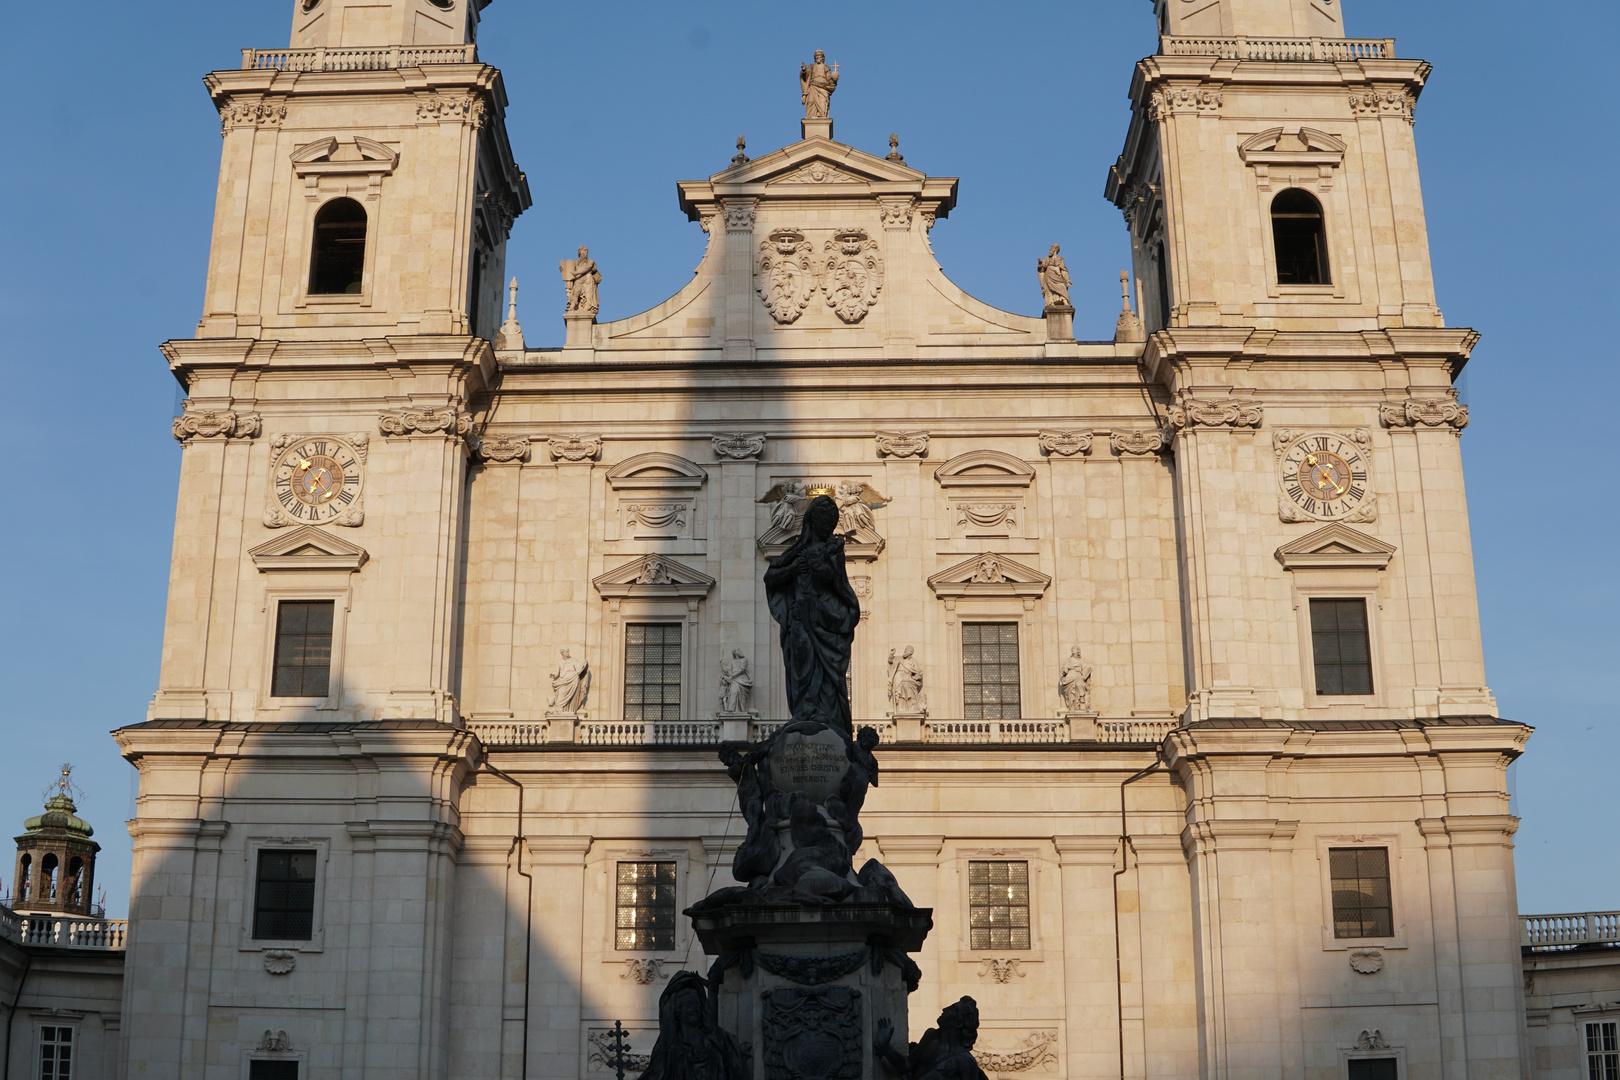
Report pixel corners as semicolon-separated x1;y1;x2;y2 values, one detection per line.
115;1;1535;1078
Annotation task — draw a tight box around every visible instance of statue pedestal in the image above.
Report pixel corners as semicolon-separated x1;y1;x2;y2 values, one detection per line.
801;116;833;141
1044;304;1075;343
546;711;582;743
717;711;759;742
1059;710;1099;741
887;712;927;743
691;902;932;1080
563;312;595;350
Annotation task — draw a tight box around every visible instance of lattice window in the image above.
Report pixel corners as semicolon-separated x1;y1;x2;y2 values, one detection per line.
250;1064;300;1080
616;861;677;951
1347;1060;1397;1080
1329;847;1393;939
1310;598;1373;696
272;600;334;698
968;860;1030;950
962;623;1021;720
38;1026;73;1080
254;849;317;941
624;624;682;723
1589;1022;1619;1080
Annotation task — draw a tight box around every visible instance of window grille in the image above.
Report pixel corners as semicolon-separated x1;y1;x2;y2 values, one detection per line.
272;601;335;698
968;860;1030;950
616;861;677;951
624;624;682;723
1272;188;1331;285
1329;847;1393;939
1347;1060;1397;1080
254;849;317;941
962;623;1021;721
1310;598;1374;696
39;1026;73;1080
1589;1022;1619;1080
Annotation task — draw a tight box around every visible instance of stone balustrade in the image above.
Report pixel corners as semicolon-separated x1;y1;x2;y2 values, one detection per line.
241;44;478;72
0;905;127;951
1521;910;1620;951
1160;35;1396;61
468;717;1172;748
465;721;548;747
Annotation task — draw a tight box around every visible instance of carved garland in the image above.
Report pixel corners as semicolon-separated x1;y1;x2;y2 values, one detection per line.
173;410;262;443
972;1032;1060;1075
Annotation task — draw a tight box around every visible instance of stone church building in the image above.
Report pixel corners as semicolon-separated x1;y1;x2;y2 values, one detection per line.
88;0;1614;1078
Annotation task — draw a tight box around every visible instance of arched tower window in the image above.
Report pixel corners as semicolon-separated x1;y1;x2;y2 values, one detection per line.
1272;189;1330;285
68;857;84;907
17;853;31;900
41;853;58;902
309;198;368;295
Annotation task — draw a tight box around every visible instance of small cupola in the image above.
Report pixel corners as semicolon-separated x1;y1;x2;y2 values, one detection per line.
10;766;101;917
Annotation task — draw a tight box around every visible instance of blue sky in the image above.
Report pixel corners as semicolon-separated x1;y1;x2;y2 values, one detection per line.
0;0;1614;918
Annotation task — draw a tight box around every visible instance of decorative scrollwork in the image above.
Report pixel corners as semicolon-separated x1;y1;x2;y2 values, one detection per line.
1038;430;1091;457
713;433;767;460
378;408;472;439
972;1031;1059;1074
1165;398;1264;430
620;958;671;984
822;228;883;324
1380;398;1469;434
875;431;929;459
1110;429;1168;457
977;958;1026;984
474;434;532;464
549;435;604;462
173;410;262;443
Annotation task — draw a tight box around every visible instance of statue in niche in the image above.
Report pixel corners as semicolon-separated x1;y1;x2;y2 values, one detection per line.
547;647;591;714
887;646;927;715
1059;646;1093;713
1037;244;1072;310
800;50;840;119
763;495;860;734
560;246;601;314
719;650;753;714
640;971;751;1080
875;997;991;1080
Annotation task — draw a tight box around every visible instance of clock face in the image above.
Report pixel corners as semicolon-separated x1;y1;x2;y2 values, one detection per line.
1279;432;1371;520
271;437;364;525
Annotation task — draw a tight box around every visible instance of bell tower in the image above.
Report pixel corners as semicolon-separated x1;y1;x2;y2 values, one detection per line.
291;0;490;48
1153;0;1345;38
11;766;100;917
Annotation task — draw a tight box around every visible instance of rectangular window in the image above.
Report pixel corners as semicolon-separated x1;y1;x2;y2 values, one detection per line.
250;1064;300;1080
253;849;317;941
1310;598;1373;696
624;624;682;723
39;1026;73;1080
616;861;677;951
1330;847;1393;939
272;600;334;698
1589;1022;1619;1080
1347;1060;1398;1080
968;860;1030;950
962;624;1021;721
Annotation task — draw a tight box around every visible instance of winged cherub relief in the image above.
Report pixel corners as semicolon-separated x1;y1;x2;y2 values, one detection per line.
758;228;817;324
758;480;888;552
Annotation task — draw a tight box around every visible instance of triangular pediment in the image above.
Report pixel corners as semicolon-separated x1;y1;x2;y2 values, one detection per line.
593;554;715;600
928;553;1051;599
250;527;369;572
1275;524;1395;571
716;139;926;187
1239;126;1346;166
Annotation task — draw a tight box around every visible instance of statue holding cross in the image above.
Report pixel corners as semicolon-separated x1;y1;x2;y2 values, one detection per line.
800;50;840;119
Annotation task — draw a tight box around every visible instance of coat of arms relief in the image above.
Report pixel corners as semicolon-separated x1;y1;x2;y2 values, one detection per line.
756;226;883;325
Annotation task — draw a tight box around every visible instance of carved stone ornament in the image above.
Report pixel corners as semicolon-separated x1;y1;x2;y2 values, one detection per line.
416;92;488;129
258;1029;292;1052
713;433;768;460
475;434;532;464
878;198;915;230
1166;398;1264;430
1110;429;1168;457
621;957;671;984
775;161;857;185
220;100;287;135
1380;398;1469;434
549;434;604;462
1349;948;1385;975
957;503;1019;531
1150;84;1224;120
588;1028;653;1075
1038;430;1092;457
972;1031;1060;1075
755;949;868;986
1354;1029;1391;1051
378;408;473;438
173;410;262;443
978;958;1026;984
723;201;757;231
758;229;817;324
822;228;883;323
1350;88;1416;124
875;431;929;458
763;986;863;1080
262;950;297;975
625;503;689;534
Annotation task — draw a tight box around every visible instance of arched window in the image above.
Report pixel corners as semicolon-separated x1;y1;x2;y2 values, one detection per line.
41;853;58;902
68;857;84;907
1272;189;1330;285
309;198;368;295
18;854;31;900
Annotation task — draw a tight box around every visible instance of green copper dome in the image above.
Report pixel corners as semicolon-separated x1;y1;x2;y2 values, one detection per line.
22;793;94;839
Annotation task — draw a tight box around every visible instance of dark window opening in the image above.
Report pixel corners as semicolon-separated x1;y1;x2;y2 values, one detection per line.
308;198;367;295
624;624;682;723
253;849;317;940
1348;1059;1398;1080
616;861;676;951
250;1064;300;1080
1154;240;1171;327
1310;598;1374;696
962;623;1021;721
1330;847;1393;939
18;854;30;900
969;861;1030;950
41;854;58;902
67;857;83;908
467;249;486;338
273;600;334;698
39;1026;73;1080
1273;188;1331;285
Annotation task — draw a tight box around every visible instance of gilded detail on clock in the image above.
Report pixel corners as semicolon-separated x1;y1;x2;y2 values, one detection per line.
268;435;366;528
1275;430;1375;523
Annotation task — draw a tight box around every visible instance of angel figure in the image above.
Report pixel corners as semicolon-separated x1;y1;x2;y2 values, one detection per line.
834;480;883;537
759;480;811;536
